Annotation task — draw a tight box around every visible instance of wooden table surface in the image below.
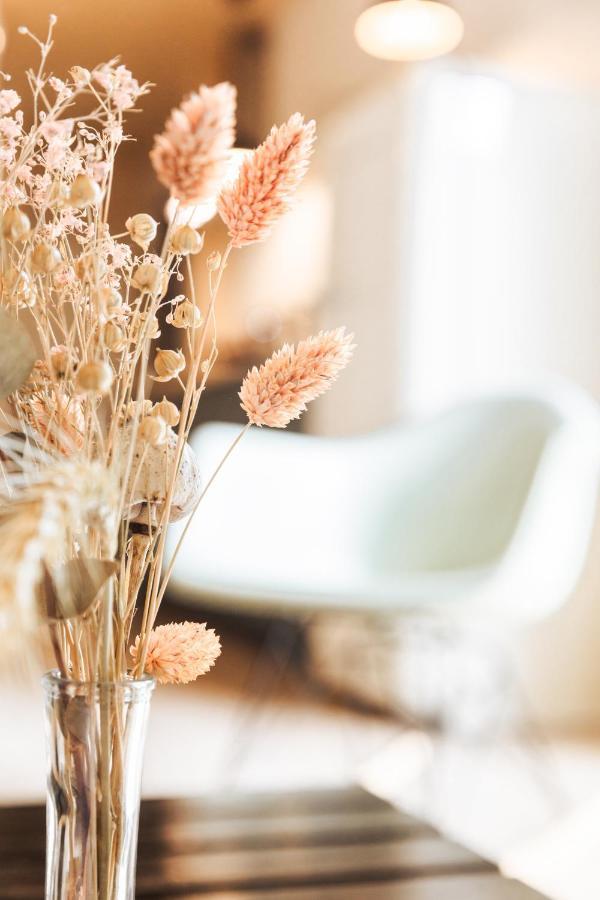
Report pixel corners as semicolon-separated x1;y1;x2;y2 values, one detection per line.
0;787;548;898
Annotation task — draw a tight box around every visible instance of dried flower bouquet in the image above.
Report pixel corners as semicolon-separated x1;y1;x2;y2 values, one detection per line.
0;17;353;898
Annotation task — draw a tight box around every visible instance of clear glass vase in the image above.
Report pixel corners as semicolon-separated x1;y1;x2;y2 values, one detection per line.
43;670;155;900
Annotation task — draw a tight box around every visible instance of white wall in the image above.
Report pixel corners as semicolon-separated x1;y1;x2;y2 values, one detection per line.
404;63;600;416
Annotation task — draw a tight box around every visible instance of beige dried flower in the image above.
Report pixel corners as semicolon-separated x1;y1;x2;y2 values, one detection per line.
206;250;221;272
170;225;203;256
69;173;102;208
150;82;237;204
218;113;316;248
0;458;118;644
130;621;221;684
22;388;85;455
2;207;31;242
166;298;202;329
152;396;180;426
76;359;114;394
131;262;162;295
240;327;354;428
31;242;62;274
102;320;127;352
126;213;158;250
151;348;185;382
139;414;168;447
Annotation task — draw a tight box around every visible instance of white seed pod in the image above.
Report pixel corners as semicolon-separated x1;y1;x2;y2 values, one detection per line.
76;360;113;394
69;173;102;208
151;396;180;427
70;66;91;85
206;251;221;272
126;213;158;250
75;254;107;282
31;242;62;274
139;414;168;447
170;225;203;256
98;286;123;316
1;267;34;308
2;207;31;242
49;180;70;208
102;320;127;352
166;299;202;329
152;348;185;382
49;345;71;379
120;422;202;525
131;262;162;295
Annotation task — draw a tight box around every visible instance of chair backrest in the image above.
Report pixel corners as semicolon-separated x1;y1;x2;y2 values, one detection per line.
170;384;600;617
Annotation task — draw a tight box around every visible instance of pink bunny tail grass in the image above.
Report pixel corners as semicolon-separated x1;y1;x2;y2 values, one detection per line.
150;82;237;205
217;113;316;248
240;327;354;428
130;621;221;684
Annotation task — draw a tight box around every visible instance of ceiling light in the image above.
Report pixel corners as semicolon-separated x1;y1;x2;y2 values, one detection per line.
355;1;464;62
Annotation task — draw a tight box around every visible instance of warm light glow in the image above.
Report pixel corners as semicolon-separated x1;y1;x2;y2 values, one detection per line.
164;148;251;227
355;0;464;62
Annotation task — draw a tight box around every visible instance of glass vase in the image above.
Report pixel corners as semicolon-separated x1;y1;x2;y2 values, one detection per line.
42;670;155;900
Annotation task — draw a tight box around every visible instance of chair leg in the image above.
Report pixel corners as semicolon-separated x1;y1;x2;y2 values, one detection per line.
217;617;305;789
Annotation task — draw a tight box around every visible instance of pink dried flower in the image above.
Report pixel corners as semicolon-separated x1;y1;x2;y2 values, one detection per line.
240;327;354;428
130;621;221;684
0;90;20;116
150;83;237;205
218;113;316;248
93;63;142;111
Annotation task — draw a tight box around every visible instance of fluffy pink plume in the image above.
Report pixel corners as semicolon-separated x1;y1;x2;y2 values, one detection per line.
150;82;237;205
130;621;221;684
240;327;354;428
218;113;316;248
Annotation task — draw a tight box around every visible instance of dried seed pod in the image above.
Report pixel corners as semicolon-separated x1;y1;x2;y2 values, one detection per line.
102;320;127;352
131;262;162;295
69;173;102;208
75;254;107;282
2;207;31;242
131;311;160;343
76;360;113;394
1;267;34;308
170;225;203;256
49;180;70;208
151;396;180;427
31;242;62;274
139;414;169;447
126;213;158;250
123;398;153;421
152;348;185;382
49;345;71;379
206;250;221;271
97;286;123;316
120;422;202;525
166;299;202;329
70;66;91;85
